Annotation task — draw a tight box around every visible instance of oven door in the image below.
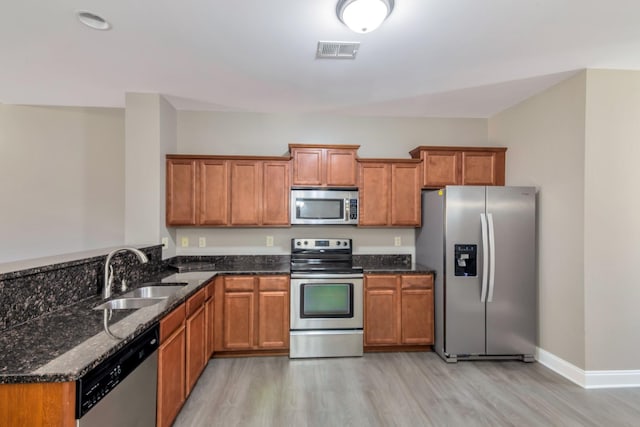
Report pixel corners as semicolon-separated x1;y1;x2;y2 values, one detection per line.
290;274;363;330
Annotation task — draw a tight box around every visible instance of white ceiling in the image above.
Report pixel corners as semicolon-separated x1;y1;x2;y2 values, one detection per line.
2;0;640;118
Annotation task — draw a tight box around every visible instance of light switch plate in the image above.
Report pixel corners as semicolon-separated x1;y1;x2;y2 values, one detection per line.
161;237;169;249
198;237;206;248
394;236;402;246
181;237;189;248
266;236;274;247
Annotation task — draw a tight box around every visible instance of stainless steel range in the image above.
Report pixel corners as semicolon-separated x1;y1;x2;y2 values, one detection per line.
289;238;364;358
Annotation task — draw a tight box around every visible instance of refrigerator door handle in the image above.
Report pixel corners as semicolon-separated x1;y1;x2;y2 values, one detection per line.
480;213;489;302
487;212;496;302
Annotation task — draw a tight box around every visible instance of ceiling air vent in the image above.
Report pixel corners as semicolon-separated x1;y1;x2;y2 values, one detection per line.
316;41;360;59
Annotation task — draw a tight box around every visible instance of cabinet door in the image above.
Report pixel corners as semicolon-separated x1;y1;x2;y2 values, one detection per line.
258;291;289;349
391;162;421;226
421;150;460;188
205;293;215;359
461;151;504;186
166;159;197;225
223;291;255;349
326;149;358;187
262;161;290;225
359;162;390;226
230;161;262;225
364;275;399;345
199;159;229;225
400;275;434;345
157;325;186;427
400;289;434;344
291;148;323;186
186;304;207;395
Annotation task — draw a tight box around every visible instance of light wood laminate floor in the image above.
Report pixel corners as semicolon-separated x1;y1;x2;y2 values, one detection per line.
174;352;640;427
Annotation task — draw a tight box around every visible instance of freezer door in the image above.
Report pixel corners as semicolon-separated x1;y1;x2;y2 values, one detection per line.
444;186;487;356
485;187;536;355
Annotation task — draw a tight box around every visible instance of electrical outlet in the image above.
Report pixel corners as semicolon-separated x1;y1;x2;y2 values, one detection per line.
181;237;189;248
198;237;206;248
161;237;169;249
394;236;402;246
266;236;274;247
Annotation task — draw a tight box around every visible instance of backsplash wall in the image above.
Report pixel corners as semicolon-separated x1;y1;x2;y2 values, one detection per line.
0;245;165;331
174;227;416;258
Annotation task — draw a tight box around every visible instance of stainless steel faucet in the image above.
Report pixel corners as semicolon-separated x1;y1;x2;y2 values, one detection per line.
103;247;149;299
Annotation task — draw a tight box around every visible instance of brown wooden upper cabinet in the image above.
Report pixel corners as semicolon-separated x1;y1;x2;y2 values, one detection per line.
358;159;422;227
409;146;506;188
166;155;290;227
289;144;359;187
166;158;198;225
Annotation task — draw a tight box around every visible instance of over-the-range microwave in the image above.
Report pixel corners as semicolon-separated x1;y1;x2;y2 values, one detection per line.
290;189;358;225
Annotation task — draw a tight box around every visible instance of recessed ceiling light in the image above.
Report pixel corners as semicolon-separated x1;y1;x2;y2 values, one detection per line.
76;11;111;31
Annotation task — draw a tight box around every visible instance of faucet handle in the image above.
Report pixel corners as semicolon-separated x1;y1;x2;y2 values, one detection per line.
121;279;128;293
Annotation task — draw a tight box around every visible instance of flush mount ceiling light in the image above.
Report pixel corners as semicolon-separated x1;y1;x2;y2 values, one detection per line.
76;11;111;30
336;0;394;34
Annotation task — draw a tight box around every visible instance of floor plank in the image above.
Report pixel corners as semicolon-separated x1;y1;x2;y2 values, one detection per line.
173;353;640;427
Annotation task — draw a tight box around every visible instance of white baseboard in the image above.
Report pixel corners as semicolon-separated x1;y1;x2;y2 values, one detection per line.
536;347;640;389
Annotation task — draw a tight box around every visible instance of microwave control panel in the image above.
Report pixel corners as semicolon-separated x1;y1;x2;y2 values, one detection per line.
349;199;358;220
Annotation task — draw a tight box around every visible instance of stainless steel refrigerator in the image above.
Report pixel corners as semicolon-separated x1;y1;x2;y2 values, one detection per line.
416;186;536;362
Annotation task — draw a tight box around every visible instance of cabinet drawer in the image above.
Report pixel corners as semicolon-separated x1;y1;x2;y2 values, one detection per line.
160;305;186;342
186;288;206;316
365;275;398;290
400;275;433;290
258;275;289;291
224;276;256;292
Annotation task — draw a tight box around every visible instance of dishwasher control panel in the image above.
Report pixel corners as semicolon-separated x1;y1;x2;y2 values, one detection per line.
75;324;159;419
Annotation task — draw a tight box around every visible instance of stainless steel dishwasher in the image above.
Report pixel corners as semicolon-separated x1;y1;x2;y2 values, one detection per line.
76;324;159;427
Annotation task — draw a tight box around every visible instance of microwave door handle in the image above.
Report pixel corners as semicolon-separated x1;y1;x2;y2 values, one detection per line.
344;198;350;222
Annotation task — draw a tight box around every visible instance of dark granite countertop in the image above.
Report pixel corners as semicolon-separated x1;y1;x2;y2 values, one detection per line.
0;263;290;384
360;263;434;274
0;256;431;384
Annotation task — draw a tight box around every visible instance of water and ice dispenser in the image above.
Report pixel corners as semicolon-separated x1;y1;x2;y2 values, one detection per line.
454;244;477;276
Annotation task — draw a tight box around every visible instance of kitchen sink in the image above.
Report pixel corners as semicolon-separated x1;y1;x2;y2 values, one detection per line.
123;285;186;298
94;297;167;310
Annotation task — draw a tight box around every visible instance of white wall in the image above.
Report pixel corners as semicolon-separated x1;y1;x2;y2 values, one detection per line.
124;94;177;258
175;111;489;256
0;105;125;263
583;70;640;370
488;73;587;369
177;112;487;157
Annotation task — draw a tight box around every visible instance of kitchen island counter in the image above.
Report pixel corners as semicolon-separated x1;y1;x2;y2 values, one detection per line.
0;262;289;384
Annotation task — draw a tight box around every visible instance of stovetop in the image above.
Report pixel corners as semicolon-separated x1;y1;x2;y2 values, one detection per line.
290;238;361;275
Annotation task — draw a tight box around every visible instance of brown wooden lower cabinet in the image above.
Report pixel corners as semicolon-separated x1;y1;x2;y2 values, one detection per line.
157;284;211;427
215;275;289;353
205;281;215;358
186;294;207;394
157;319;186;427
364;273;434;350
0;381;75;427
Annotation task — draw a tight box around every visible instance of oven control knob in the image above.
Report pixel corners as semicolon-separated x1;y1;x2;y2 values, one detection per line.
344;241;349;247
296;241;301;246
303;241;308;245
336;241;341;246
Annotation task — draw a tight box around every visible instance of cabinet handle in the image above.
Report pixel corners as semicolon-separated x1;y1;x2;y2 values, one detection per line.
480;213;489;303
487;213;496;303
